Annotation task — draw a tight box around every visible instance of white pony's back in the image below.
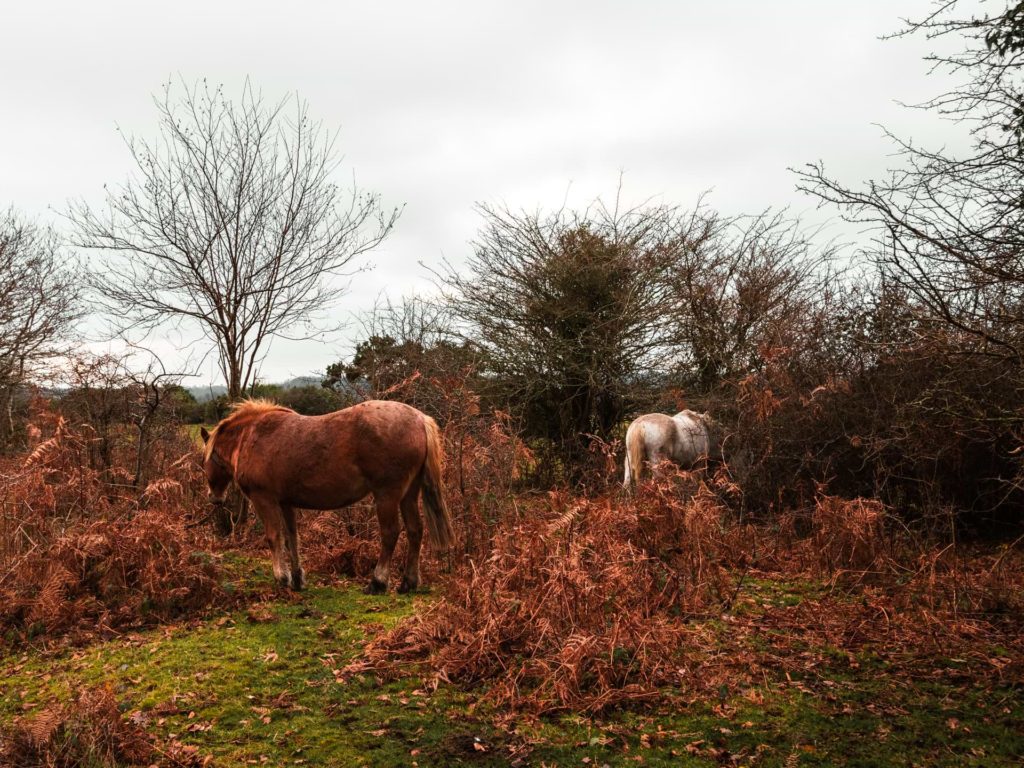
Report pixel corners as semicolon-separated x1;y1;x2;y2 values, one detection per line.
671;410;714;464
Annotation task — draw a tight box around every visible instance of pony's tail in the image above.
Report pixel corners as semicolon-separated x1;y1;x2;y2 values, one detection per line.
625;422;645;490
420;416;455;552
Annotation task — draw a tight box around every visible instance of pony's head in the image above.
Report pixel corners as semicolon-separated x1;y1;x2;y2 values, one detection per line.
199;426;233;504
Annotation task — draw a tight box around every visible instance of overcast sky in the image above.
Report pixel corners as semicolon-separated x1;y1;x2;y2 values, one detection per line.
2;1;980;386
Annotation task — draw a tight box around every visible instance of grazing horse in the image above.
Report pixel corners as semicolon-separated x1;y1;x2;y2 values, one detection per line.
623;410;723;489
199;399;454;594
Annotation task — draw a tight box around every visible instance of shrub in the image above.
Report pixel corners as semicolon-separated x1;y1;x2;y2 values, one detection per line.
0;405;228;644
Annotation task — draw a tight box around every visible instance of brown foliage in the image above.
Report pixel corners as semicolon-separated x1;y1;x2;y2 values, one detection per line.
353;476;734;714
0;511;224;640
343;432;1023;717
0;686;210;767
0;686;152;767
897;542;1024;619
0;405;228;644
303;503;380;579
714;284;1024;533
811;494;889;576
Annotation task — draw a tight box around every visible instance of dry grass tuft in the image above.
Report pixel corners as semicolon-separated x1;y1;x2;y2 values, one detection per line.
811;494;889;576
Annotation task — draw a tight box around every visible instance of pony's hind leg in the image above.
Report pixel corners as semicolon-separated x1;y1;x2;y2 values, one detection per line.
397;479;424;594
281;504;305;591
367;492;402;594
249;494;291;589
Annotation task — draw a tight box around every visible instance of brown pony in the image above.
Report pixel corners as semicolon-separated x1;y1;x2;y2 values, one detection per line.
199;399;454;594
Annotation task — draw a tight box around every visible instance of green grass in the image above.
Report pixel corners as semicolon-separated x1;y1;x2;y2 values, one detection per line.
0;561;512;766
514;676;1024;767
183;423;214;445
1;559;1021;767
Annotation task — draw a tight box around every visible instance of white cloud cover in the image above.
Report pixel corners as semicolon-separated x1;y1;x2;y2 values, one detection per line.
1;0;979;384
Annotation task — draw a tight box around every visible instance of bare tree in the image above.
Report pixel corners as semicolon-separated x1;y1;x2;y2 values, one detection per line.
0;210;81;449
797;2;1024;362
120;348;192;491
59;353;135;475
669;209;839;392
357;293;457;350
896;1;1024;153
71;80;399;400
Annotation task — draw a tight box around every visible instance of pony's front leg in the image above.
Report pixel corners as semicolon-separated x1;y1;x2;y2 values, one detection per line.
367;493;401;594
250;494;292;589
281;504;305;591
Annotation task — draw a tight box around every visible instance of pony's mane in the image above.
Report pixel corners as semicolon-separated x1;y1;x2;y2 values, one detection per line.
204;399;293;462
228;398;292;419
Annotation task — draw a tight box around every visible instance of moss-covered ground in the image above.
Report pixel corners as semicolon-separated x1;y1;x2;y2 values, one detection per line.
1;557;1021;767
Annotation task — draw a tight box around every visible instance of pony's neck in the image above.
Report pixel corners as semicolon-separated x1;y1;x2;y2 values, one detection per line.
210;420;245;468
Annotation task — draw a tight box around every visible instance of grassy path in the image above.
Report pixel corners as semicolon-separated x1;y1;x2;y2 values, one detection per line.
1;558;1021;766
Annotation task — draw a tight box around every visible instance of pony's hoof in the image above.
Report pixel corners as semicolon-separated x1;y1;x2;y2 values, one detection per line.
290;568;306;591
364;577;387;595
397;577;419;594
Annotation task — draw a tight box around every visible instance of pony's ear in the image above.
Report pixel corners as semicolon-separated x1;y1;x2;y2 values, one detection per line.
200;427;210;444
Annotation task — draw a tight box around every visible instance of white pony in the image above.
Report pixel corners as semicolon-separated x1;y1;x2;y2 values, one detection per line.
623;410;722;489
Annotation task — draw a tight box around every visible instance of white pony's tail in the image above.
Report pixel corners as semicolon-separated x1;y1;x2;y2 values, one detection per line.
624;422;645;491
